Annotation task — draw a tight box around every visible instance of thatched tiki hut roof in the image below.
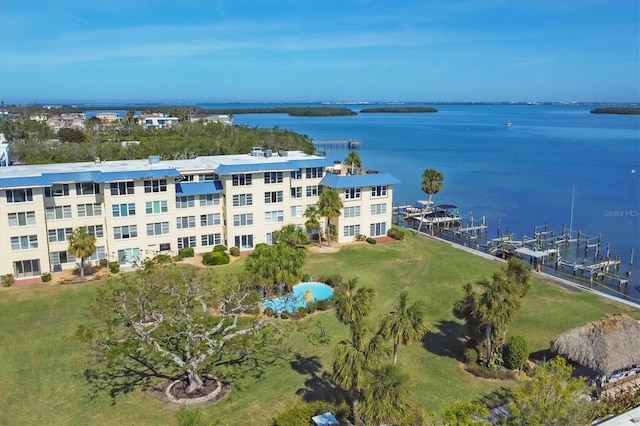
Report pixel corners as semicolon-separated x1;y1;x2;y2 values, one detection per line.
550;314;640;376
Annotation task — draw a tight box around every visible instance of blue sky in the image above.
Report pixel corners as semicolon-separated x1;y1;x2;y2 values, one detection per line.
1;0;638;104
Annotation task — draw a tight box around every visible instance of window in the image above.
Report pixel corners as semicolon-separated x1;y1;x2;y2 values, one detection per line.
232;173;252;186
233;213;253;227
306;186;319;197
50;250;76;265
144;179;167;193
6;188;33;203
159;243;171;252
117;248;140;264
87;246;107;261
110;181;134;196
48;228;73;243
177;236;196;249
176;195;195;209
232;193;253;207
265;210;284;224
200;213;221;227
344;187;361;200
75;182;100;195
344;206;361;218
87;225;104;238
77;203;102;217
8;211;36;227
11;235;38;250
46;205;72;220
343;225;360;237
182;174;196;182
291;169;302;180
264;191;283;203
371;203;387;215
305;167;324;179
112;203;136;217
13;259;40;278
290;187;302;198
147;222;170;236
370;222;387;237
201;233;222;247
290;205;303;218
113;225;137;239
264;172;283;184
371;185;387;197
176;216;196;229
45;184;69;197
146;200;168;214
234;234;254;250
198;173;218;181
200;194;220;206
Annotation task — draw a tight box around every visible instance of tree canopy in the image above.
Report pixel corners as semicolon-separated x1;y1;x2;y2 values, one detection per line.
67;226;96;280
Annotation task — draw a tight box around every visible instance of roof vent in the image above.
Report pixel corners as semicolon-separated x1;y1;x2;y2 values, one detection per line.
94;156;101;164
148;155;161;164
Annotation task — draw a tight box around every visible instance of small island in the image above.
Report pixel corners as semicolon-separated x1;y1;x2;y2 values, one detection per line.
590;107;640;115
285;107;357;116
360;106;438;113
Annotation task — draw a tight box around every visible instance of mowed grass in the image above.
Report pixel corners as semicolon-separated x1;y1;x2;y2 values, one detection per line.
1;232;638;426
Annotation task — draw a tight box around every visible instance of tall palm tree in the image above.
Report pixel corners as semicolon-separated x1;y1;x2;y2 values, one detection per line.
344;151;362;174
334;277;375;326
379;291;430;365
417;168;444;233
332;321;389;426
360;364;414;425
67;226;96;280
303;205;322;247
317;188;343;246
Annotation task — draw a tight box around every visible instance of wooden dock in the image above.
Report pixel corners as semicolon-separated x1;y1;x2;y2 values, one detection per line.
313;139;361;150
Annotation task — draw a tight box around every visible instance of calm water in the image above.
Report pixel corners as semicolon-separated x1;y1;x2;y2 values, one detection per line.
207;103;640;301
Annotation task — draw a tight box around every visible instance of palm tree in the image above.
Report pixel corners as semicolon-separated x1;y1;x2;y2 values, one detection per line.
317;188;343;246
272;223;308;248
334;277;375;325
417;168;444;233
67;226;96;280
379;291;430;365
345;151;362;174
303;205;322;247
360;364;414;425
332;322;389;426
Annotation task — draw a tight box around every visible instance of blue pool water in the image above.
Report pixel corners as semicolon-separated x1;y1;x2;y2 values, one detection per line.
262;282;334;314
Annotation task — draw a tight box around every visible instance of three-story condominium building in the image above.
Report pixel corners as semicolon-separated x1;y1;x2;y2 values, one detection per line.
0;148;399;282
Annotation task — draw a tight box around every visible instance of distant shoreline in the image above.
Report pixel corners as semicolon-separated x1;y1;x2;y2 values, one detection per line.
360;107;437;113
590;107;640;115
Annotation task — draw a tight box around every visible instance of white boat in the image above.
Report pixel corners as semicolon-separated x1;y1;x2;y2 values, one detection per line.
506;120;512;127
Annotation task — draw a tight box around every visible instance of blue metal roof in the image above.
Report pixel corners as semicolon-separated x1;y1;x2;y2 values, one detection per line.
0;175;51;189
320;172;400;189
288;158;334;169
94;168;181;182
215;162;295;175
175;181;223;195
43;171;101;183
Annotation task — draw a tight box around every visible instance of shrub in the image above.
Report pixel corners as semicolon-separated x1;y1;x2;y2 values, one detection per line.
316;299;332;311
387;227;405;240
108;262;120;274
153;253;173;264
465;363;515;380
213;244;227;252
355;234;367;241
1;274;15;287
263;307;274;317
272;400;346;426
178;247;194;258
317;273;342;287
306;301;317;313
366;237;377;244
302;274;312;282
98;259;109;268
229;246;240;257
280;313;290;320
41;272;52;282
463;347;479;365
202;251;230;266
503;335;530;370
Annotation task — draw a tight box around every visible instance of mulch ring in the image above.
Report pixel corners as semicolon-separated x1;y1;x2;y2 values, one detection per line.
152;376;231;407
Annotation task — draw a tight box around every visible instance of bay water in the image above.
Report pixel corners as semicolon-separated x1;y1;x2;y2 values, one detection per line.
205;103;640;302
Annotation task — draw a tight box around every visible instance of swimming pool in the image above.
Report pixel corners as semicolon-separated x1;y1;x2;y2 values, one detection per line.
262;282;334;314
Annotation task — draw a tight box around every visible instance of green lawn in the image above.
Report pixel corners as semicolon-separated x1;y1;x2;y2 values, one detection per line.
1;233;638;426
